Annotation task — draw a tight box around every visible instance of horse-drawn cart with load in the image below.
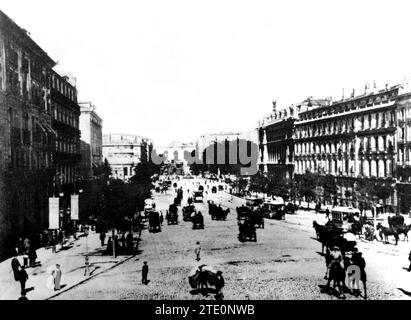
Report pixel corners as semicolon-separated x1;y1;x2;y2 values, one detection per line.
183;204;196;222
192;212;204;230
238;218;257;242
148;211;162;233
167;204;179;225
209;202;229;221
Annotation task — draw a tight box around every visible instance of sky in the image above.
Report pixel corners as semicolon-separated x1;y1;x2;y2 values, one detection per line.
2;0;411;146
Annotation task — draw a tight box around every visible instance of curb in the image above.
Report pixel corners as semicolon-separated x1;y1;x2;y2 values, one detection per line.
46;254;136;300
46;229;143;300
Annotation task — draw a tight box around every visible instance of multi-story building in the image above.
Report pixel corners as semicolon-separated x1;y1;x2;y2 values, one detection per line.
50;71;81;229
79;102;103;177
50;70;81;192
102;134;153;181
197;131;258;157
293;84;407;211
0;10;57;259
395;82;411;214
257;100;299;178
155;141;196;175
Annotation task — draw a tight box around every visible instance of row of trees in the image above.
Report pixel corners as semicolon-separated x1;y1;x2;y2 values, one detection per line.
230;170;394;211
93;160;160;233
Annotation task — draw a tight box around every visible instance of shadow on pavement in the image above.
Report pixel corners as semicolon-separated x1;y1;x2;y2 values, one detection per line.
190;288;218;297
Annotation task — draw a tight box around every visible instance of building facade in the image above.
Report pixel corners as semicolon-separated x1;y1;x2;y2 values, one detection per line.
257;101;298;178
51;70;81;193
293;85;409;211
0;10;57;259
395;85;411;214
79;101;103;177
155;141;196;175
102;134;152;181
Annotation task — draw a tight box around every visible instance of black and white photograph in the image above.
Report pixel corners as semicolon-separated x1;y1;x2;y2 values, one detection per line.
1;0;411;306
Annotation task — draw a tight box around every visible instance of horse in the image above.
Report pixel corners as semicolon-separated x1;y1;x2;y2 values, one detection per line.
396;224;411;241
313;221;326;240
313;221;345;255
376;223;399;245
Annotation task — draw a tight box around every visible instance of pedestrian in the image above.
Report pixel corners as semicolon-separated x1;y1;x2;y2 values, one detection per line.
121;233;126;252
407;249;411;272
195;241;201;261
142;261;149;285
114;235;119;256
28;245;37;267
325;208;330;220
126;233;133;253
18;266;28;295
106;237;113;255
11;251;21;281
84;256;90;276
351;250;367;299
22;251;29;269
57;230;64;249
53;264;62;290
99;231;106;247
17;237;24;255
215;271;225;300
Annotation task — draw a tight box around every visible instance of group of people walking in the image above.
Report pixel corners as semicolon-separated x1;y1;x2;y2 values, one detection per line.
324;246;367;299
103;231;135;256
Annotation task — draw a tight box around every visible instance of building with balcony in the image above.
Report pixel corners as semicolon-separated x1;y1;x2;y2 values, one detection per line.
51;70;81;191
155;141;196;175
293;84;409;210
257;100;300;178
395;82;411;214
79;102;103;177
0;10;57;260
102;134;153;181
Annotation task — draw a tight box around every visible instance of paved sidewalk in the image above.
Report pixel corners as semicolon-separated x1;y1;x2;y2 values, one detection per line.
0;231;139;300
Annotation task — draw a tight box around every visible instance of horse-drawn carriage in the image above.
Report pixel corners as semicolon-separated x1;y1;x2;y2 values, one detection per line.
167;204;179;225
260;201;285;220
148;211;162;232
174;196;182;206
209;202;229;221
376;214;410;245
193;191;204;203
183;205;196;221
143;199;156;221
238;218;257;242
236;205;264;228
236;205;249;221
192;212;204;230
313;221;356;255
285;202;298;215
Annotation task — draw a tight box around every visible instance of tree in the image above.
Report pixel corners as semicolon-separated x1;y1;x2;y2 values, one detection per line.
93;158;112;178
319;174;337;204
296;171;317;202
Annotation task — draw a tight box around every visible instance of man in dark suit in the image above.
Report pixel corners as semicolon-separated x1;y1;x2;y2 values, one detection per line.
142;261;149;285
11;251;21;281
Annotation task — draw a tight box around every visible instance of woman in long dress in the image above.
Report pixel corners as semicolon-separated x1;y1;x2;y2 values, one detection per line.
46;265;55;290
53;264;62;290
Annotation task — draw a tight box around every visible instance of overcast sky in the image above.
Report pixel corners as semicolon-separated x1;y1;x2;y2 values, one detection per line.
2;0;411;146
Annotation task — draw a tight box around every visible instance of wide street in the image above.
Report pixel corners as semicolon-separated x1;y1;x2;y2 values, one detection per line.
53;177;411;300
